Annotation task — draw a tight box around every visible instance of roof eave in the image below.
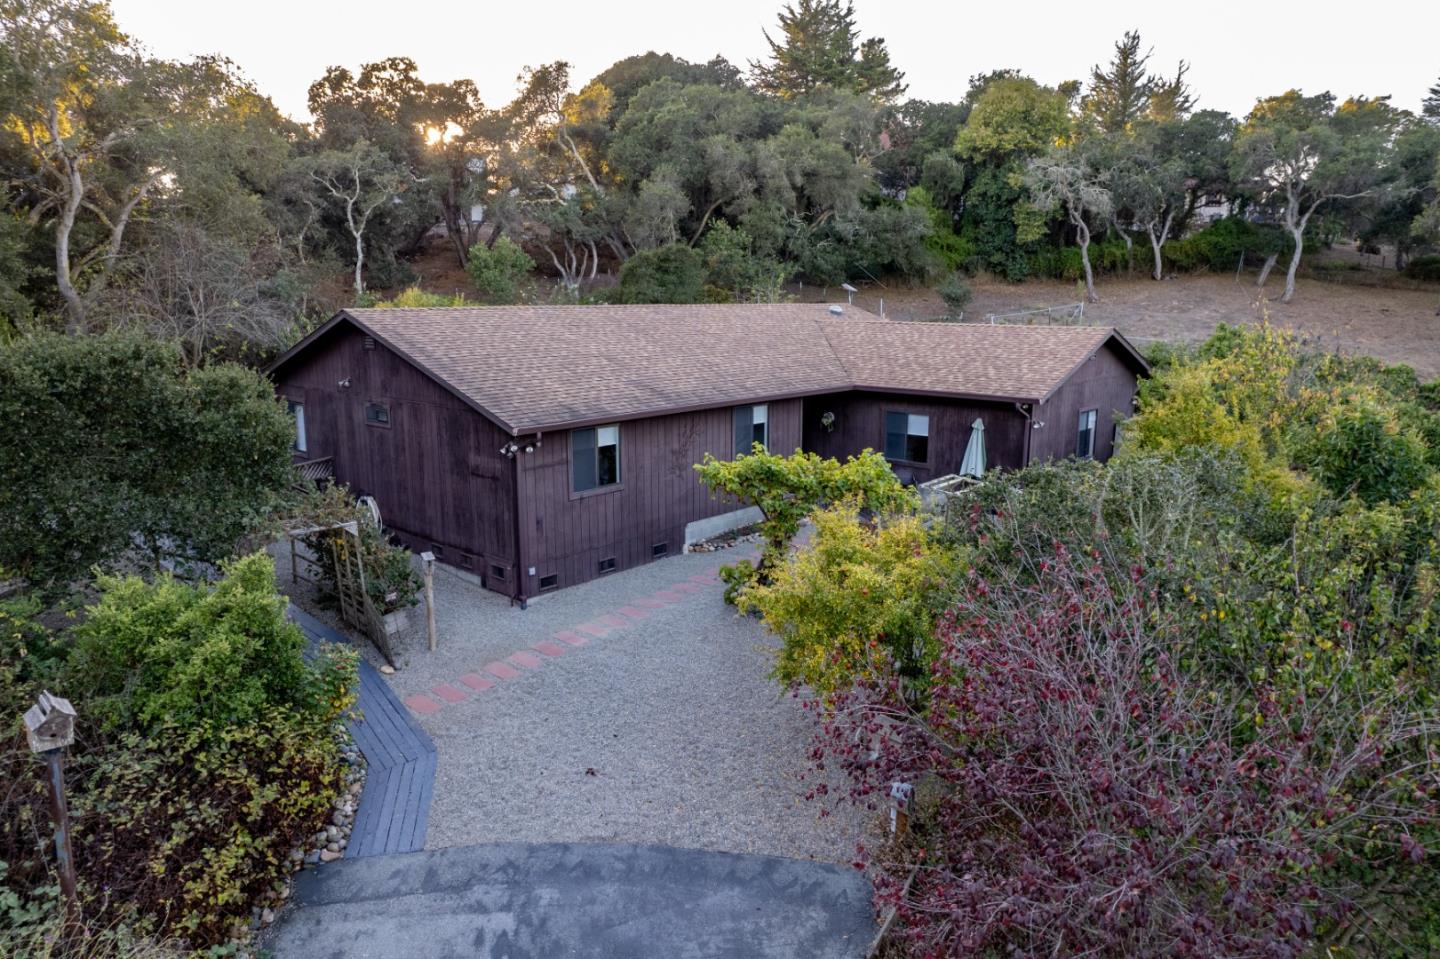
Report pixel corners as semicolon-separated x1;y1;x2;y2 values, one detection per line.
1035;329;1152;404
268;310;522;436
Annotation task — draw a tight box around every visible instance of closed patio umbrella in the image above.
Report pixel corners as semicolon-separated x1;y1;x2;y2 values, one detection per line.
960;418;986;477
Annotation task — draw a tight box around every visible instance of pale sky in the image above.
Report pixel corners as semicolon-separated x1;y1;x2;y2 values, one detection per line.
110;0;1435;122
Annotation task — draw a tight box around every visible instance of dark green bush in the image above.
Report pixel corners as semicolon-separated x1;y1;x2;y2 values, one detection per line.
618;243;706;303
0;333;296;592
1404;254;1440;281
935;272;972;318
1162;217;1288;273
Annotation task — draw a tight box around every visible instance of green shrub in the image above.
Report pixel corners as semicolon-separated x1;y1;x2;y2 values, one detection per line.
694;448;915;592
66;553;352;734
1294;391;1431;505
744;503;959;693
1162;217;1288;273
935;272;972;318
1404;254;1440;281
905;186;972;272
0;333;295;592
72;716;344;944
698;221;793;302
465;237;535;302
618;243;705;303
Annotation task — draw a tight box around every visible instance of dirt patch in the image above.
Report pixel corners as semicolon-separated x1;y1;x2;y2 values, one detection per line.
799;273;1440;380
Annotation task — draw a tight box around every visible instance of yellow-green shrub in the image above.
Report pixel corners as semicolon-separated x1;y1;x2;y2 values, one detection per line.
742;503;960;694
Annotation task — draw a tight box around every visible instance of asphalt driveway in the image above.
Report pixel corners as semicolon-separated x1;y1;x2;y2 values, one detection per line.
267;842;873;959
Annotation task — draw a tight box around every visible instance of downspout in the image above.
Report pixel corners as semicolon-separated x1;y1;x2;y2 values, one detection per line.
1016;402;1034;468
510;438;528;610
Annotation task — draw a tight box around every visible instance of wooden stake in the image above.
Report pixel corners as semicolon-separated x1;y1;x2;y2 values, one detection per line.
421;551;437;652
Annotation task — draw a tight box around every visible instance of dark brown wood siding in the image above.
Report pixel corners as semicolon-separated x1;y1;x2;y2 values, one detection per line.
514;400;803;596
1028;342;1139;464
272;324;518;591
802;391;1030;483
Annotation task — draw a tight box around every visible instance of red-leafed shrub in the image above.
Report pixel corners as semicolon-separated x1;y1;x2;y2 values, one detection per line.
811;545;1439;958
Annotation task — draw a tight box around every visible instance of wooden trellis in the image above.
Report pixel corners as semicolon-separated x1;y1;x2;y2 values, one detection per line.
285;521;397;668
329;525;397;668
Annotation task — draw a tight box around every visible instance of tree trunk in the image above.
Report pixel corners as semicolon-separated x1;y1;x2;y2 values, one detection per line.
1256;253;1278;289
1281;226;1304;303
353;231;365;298
485;221;504;249
55;160;86;332
1146;210;1176;281
1076;219;1098;303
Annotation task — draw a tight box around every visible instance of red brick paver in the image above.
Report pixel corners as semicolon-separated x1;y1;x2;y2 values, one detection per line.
633;597;667;609
533;640;567;658
671;582;702;594
597;613;628;628
617;605;650;620
553;629;589;646
652;590;685;603
459;672;496;692
484;661;521;681
508;650;544;670
432;683;468;704
576;622;611;637
404;694;441;716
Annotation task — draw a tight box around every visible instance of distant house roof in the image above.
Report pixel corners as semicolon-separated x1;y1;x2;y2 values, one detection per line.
268;304;1148;435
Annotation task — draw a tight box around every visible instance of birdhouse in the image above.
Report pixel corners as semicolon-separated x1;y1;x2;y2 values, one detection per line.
24;691;76;754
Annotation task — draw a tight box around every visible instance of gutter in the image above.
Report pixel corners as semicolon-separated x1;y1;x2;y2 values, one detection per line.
510;438;528;610
1016;402;1035;467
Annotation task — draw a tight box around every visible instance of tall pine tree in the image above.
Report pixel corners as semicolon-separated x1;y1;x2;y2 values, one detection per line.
750;0;906;101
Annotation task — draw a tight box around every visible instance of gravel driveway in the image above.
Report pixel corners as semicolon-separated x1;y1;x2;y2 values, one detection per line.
356;544;865;864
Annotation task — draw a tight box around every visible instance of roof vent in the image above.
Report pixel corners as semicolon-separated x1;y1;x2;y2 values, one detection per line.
827;305;844;316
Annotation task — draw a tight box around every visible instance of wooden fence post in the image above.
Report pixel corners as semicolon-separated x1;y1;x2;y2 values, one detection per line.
420;551;437;652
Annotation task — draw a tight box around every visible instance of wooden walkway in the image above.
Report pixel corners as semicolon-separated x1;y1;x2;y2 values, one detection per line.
288;604;436;858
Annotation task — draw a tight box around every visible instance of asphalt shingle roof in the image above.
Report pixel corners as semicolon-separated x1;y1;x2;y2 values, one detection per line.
300;304;1137;434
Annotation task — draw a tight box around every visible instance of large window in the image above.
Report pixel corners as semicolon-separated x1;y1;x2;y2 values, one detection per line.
884;411;929;463
572;424;621;492
287;399;306;453
733;404;768;456
365;402;391;427
1076;408;1098;459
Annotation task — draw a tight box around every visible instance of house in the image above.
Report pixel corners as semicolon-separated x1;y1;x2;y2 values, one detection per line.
267;304;1148;603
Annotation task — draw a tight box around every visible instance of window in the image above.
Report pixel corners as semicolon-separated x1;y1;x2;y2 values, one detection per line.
459;553;474;570
365;402;391;427
538;574;559;592
489;564;508;582
1076;409;1098;459
572;424;621;492
652;542;669;558
598;557;617;574
287;399;306;453
884;412;929;463
733;404;768;456
430;544;445;559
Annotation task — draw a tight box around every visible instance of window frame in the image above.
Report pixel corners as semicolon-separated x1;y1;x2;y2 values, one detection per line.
1076;408;1098;460
286;397;307;454
732;403;769;457
569;423;623;497
365;400;392;429
883;410;931;465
